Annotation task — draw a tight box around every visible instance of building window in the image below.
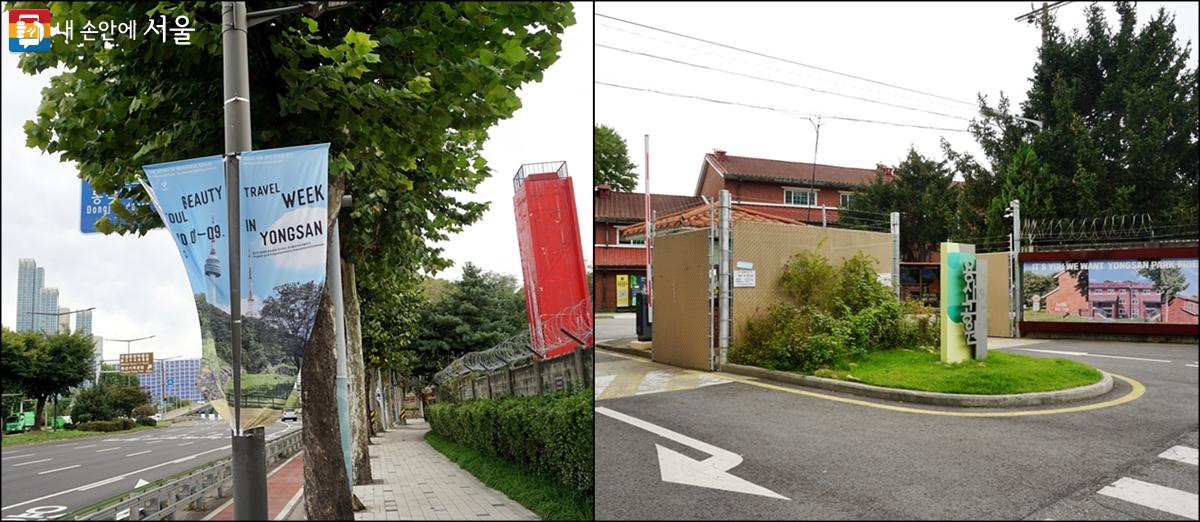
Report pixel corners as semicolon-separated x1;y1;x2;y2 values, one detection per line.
784;188;816;207
839;192;853;208
617;233;644;246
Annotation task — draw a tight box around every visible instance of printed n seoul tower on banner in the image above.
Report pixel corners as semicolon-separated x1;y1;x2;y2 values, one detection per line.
142;144;330;430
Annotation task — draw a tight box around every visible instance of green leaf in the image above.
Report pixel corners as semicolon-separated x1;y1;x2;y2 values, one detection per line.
499;39;526;65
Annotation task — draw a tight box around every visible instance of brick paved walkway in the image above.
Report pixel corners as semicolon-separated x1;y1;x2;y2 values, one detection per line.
353;420;537;520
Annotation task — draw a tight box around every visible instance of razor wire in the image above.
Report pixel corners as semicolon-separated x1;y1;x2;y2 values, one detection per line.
1023;214;1159;243
433;298;594;385
433;332;536;385
533;298;594;352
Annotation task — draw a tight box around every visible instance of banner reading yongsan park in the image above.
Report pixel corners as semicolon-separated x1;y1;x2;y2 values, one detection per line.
1022;256;1199;326
143;143;330;431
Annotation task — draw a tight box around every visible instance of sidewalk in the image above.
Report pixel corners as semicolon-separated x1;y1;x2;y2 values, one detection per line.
205;451;305;521
346;420;537;520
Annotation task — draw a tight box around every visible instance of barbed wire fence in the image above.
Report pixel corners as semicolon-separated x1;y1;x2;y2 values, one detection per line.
433;298;594;402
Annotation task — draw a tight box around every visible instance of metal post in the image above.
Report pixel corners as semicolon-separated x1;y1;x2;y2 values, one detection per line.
1011;199;1022;337
891;212;901;299
222;2;266;519
717;190;732;367
328;218;353;487
648;210;656;326
821;206;827;227
377;367;388;430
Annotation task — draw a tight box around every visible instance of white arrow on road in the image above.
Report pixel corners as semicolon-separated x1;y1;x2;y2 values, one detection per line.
596;407;789;500
135;478;149;488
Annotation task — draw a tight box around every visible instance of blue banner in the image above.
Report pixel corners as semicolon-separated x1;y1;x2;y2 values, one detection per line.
143;144;330;430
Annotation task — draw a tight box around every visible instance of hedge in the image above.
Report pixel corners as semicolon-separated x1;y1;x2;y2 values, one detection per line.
77;418;136;432
426;389;592;496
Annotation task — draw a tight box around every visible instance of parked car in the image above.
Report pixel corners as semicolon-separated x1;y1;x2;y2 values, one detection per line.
281;409;298;422
151;413;163;421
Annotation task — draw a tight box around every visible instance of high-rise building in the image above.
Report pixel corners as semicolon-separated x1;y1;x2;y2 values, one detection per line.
138;358;204;404
16;259;44;331
35;287;60;334
76;309;93;336
58;307;71;333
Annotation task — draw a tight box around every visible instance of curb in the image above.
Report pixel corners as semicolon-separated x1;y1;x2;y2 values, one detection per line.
597;344;652;360
720;363;1115;408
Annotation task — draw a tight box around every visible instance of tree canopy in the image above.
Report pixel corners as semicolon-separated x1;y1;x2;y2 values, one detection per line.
2;330;95;429
19;1;574;277
966;2;1197;231
844;149;954;261
594;124;639;192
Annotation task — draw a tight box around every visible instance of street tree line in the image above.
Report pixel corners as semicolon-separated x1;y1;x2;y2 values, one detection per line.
18;2;575;518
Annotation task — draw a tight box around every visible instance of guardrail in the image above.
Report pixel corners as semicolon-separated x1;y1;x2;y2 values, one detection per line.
72;428;303;521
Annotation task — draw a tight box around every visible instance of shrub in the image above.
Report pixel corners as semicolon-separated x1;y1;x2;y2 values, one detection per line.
135;416;157;427
71;384;116;424
426;389;592;496
833;252;892;315
133;404;158;418
734;250;941;374
780;250;835;310
77;419;134;432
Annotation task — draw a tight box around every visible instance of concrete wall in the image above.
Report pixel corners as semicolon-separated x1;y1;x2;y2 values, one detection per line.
650;228;714;371
729;222;894;348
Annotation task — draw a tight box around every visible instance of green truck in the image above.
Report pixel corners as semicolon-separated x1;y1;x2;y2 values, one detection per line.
4;411;35;433
4;412;71;433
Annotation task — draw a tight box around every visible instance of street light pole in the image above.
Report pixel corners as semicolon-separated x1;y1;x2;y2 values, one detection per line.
220;3;357;519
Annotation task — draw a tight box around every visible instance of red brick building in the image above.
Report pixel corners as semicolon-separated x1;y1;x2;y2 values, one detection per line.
1165;295;1199;324
593;185;704;312
694;149;890;225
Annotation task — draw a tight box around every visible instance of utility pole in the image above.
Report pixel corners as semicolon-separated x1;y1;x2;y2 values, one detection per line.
1008;199;1022;338
717;190;732;368
802;116;823;222
891;212;901;299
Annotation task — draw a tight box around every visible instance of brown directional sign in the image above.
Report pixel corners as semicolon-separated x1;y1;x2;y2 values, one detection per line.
119;352;155;374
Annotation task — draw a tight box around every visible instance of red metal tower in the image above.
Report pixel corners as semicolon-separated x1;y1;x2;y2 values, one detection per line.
513;162;593;359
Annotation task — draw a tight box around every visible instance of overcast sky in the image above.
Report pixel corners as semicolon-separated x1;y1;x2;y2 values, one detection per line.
595;2;1198;204
0;2;593;361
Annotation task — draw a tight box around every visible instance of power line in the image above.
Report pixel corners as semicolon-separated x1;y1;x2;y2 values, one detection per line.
597;43;975;122
1015;1;1071;23
596;12;980;108
595;80;971;133
596;21;979;116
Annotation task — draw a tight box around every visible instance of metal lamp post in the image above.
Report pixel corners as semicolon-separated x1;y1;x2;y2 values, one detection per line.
221;3;357;518
156;356;183;417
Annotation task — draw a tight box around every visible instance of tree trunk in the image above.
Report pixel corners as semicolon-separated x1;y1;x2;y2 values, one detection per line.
33;396;46;430
341;260;372;485
301;282;353;520
365;368;378;437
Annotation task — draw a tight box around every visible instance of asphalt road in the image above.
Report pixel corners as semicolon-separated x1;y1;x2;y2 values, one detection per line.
0;418;297;520
596;339;1198;520
596;314;636;344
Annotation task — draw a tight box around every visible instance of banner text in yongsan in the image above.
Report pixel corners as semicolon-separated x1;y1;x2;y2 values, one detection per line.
143;144;330;430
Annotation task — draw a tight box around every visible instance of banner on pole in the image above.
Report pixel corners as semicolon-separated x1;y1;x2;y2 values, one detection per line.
143;143;330;430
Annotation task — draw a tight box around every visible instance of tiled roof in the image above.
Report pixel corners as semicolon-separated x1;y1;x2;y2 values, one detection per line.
736;203;843;224
594;246;648;267
618;202;805;238
594;190;706;222
707;153;881;188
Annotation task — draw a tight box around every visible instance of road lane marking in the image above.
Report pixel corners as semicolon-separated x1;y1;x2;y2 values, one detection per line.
96;447;121;453
1;444;231;513
38;464;81;475
595;375;616;398
125;450;152;457
77;476;125;491
1158;446;1199;466
598;349;1145;417
597;407;788;500
635;371;674;395
1098;477;1198;519
75;444;97;449
178;442;194;446
1010;348;1172;363
1;454;37;461
12;458;52;467
147;441;161;445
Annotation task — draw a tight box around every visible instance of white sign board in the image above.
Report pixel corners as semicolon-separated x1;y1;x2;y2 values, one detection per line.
734;269;756;288
876;272;892;287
